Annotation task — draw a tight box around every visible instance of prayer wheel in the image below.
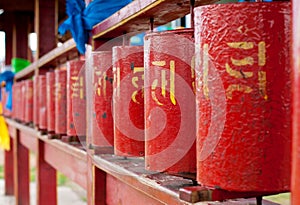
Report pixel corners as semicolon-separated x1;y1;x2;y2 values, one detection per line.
195;2;291;192
92;51;114;147
55;70;67;136
144;29;196;174
24;80;33;124
113;46;144;157
38;75;47;131
292;0;300;203
46;72;55;133
33;76;39;126
67;59;86;138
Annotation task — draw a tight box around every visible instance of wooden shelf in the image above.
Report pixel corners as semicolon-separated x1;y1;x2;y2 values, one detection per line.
15;39;77;80
92;0;218;40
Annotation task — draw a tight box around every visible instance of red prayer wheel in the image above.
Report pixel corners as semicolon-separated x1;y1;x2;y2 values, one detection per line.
11;83;18;119
1;88;11;117
292;0;300;203
15;82;22;120
55;69;67;135
92;51;114;147
67;59;86;137
144;29;196;174
38;75;47;130
113;46;144;157
33;76;39;126
46;72;55;133
24;80;33;124
195;2;291;192
20;81;26;122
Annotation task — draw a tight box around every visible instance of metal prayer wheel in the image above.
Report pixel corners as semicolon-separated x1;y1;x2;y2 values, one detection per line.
46;72;55;133
55;69;67;136
195;2;291;192
92;51;114;148
24;80;33;124
38;75;47;130
144;29;196;174
67;59;86;138
33;76;39;126
113;46;144;157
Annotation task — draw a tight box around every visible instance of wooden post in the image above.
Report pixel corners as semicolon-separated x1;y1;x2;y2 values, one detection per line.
14;12;31;60
93;166;107;205
37;139;57;205
13;130;30;205
4;139;14;195
35;0;58;58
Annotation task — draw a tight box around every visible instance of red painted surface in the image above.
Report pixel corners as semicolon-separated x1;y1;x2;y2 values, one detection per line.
67;59;86;137
1;87;11;117
55;70;67;135
24;80;33;124
92;51;114;147
113;46;144;157
20;81;25;122
195;2;291;191
20;130;38;153
33;76;39;126
94;166;107;205
44;142;87;189
38;75;47;130
46;72;56;133
4;139;14;195
144;29;196;174
37;140;57;205
14;130;30;205
13;83;21;120
292;0;300;204
106;175;163;205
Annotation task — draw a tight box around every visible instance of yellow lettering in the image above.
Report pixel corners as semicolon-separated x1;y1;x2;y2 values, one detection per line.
258;41;266;66
227;42;254;50
225;63;253;79
226;84;253;99
258;71;268;100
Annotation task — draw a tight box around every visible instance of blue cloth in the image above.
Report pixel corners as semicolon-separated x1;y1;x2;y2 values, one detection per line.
59;0;132;54
0;71;15;111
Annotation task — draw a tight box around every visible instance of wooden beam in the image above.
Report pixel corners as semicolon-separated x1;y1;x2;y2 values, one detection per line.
15;12;31;60
13;130;30;205
37;139;57;205
4;139;14;195
35;0;58;58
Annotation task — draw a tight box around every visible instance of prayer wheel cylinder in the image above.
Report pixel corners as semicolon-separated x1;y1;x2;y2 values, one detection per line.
38;76;47;130
12;83;19;120
195;2;291;192
11;84;16;119
144;29;196;174
33;76;39;126
24;80;33;124
46;72;55;133
92;51;114;147
292;0;300;203
1;88;11;117
20;81;26;122
55;70;67;135
67;59;86;137
113;46;144;157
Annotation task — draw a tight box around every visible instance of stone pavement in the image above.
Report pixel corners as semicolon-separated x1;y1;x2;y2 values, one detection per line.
0;179;87;205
